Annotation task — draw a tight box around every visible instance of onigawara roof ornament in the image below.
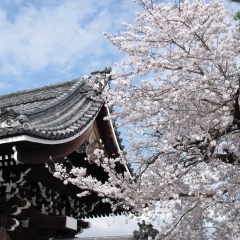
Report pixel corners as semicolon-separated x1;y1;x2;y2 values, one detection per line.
133;220;159;240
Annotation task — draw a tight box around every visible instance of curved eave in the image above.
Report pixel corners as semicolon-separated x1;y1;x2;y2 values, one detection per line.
96;107;131;175
0;76;105;141
0;110;99;145
0;111;100;164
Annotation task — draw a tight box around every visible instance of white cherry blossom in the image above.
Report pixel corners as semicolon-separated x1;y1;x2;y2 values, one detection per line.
54;0;240;238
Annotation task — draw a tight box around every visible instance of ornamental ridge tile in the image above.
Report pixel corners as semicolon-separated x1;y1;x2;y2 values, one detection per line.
0;78;79;108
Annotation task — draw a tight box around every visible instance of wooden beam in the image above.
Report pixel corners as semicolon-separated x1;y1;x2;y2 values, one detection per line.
14;125;93;164
34;216;77;231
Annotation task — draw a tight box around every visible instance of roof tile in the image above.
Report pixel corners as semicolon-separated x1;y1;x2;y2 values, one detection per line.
0;73;107;141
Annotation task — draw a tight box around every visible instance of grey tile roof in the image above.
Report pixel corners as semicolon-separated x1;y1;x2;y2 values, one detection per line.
0;71;110;140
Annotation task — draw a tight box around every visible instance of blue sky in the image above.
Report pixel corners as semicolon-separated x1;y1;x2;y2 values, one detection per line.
0;0;239;238
0;0;141;95
0;0;238;95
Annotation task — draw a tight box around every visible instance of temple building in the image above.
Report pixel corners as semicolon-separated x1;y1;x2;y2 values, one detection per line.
0;68;128;240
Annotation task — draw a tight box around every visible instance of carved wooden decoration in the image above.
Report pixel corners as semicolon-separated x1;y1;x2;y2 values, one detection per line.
0;69;126;240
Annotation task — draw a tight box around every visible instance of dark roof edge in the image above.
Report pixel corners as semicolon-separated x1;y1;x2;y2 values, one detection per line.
0;105;101;145
104;105;132;176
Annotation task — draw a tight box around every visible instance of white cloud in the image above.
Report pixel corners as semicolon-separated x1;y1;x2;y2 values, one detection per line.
0;0;140;93
0;2;99;70
0;0;237;94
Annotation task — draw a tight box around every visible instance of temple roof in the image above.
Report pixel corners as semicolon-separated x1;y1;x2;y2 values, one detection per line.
0;69;131;240
0;68;127;216
0;68;111;142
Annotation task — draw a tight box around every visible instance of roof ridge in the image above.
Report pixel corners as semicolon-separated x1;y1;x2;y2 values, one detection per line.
25;80;84;117
0;78;80;99
0;78;82;108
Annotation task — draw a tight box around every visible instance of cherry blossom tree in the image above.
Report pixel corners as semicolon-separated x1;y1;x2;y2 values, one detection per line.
54;0;240;239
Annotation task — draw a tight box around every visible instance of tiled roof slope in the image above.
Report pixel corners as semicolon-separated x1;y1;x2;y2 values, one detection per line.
0;68;111;140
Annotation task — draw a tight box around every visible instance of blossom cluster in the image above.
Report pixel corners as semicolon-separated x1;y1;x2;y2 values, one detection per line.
54;0;240;238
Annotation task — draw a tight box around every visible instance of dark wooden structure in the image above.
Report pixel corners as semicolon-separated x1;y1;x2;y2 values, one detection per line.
0;68;127;240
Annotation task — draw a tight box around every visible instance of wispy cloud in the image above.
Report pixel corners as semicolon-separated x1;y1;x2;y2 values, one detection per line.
0;0;238;94
0;0;140;93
